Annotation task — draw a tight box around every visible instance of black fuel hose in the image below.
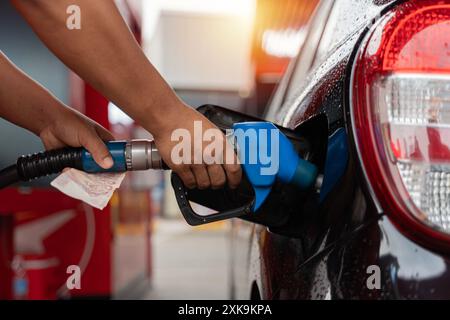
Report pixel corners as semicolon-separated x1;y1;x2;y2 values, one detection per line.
0;148;83;189
0;165;20;189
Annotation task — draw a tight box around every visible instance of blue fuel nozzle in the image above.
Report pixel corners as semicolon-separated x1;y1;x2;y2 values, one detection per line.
171;121;321;226
232;122;318;211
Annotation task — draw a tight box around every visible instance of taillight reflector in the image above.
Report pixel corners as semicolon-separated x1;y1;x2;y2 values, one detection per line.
352;0;450;249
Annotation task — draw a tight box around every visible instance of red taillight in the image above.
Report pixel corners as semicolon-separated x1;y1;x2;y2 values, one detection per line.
352;0;450;250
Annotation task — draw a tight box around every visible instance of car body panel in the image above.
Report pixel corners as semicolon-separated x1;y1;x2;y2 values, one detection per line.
230;0;450;300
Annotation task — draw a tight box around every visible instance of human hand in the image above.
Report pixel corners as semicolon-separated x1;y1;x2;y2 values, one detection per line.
39;105;115;169
150;103;242;190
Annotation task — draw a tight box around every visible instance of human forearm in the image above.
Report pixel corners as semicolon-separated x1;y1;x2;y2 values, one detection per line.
0;51;115;168
11;0;182;133
0;51;61;135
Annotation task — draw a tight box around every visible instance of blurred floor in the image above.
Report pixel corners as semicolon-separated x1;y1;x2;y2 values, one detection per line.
143;218;230;300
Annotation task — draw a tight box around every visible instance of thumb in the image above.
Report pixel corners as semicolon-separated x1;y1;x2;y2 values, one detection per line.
79;129;114;169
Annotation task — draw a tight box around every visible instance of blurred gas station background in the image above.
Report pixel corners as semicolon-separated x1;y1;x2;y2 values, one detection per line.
0;0;318;299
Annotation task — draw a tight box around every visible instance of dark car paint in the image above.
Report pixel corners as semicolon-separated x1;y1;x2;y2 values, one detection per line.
230;0;450;300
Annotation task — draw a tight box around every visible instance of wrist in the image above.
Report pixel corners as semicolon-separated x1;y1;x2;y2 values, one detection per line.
33;95;65;136
141;95;187;137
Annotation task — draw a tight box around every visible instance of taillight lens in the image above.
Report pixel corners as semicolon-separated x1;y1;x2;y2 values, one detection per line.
352;0;450;249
